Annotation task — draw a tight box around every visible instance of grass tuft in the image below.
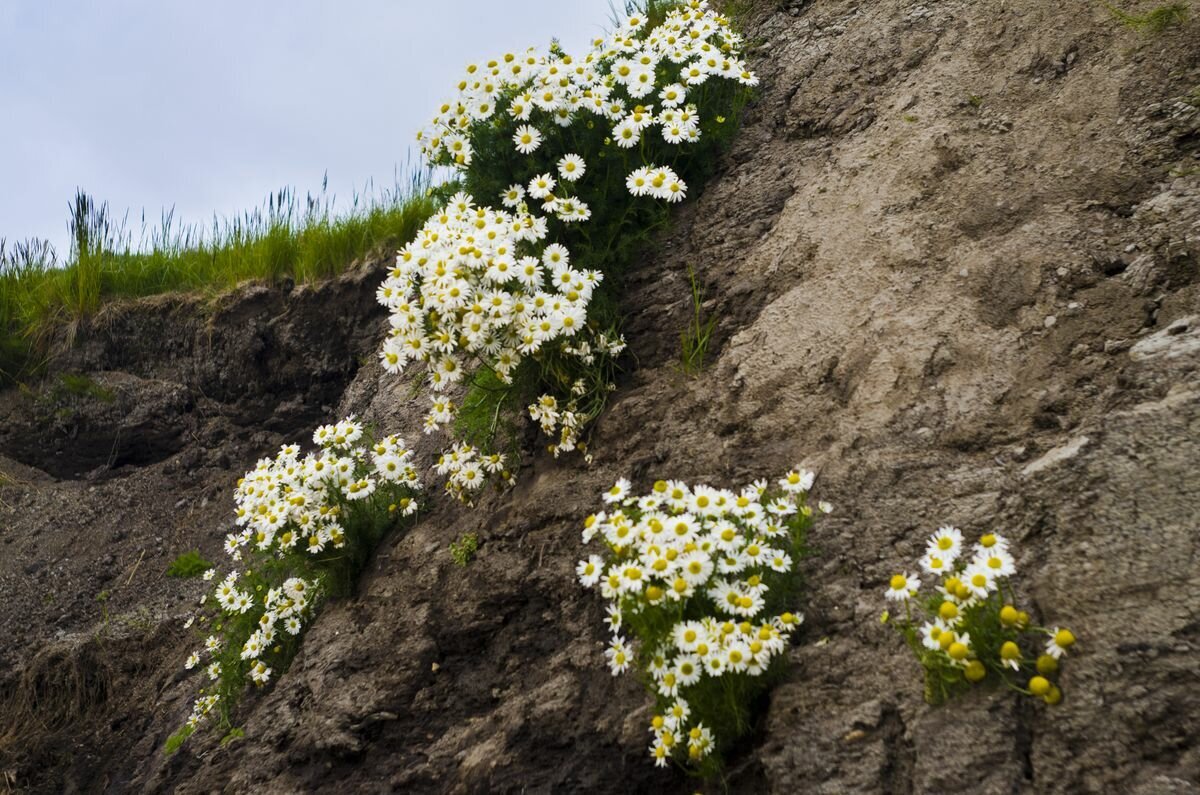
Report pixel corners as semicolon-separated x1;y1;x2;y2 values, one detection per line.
57;373;115;403
680;264;717;376
1106;2;1189;32
166;551;215;578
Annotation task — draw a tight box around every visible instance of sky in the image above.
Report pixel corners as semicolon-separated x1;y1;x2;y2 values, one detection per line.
0;0;610;258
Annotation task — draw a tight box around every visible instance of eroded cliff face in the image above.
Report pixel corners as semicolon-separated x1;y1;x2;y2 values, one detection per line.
2;0;1198;792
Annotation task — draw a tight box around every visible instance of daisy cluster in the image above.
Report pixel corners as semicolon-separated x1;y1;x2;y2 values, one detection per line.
381;3;756;490
885;527;1077;706
377;191;627;489
226;417;420;558
579;470;822;770
417;1;757;204
169;418;422;749
433;441;513;501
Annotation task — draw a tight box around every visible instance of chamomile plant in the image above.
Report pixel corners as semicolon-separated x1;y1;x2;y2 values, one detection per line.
166;417;421;751
883;527;1078;707
378;191;627;496
579;469;825;774
383;1;757;496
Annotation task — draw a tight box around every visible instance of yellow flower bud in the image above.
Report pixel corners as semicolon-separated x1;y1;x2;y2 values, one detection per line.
964;660;986;682
1054;629;1076;649
999;605;1019;625
1036;654;1059;675
938;601;959;621
948;642;969;661
1028;676;1051;697
1043;685;1063;705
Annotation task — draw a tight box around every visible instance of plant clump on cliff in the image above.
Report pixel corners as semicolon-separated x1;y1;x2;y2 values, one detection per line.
884;527;1077;706
578;469;821;773
166;418;421;750
380;0;757;496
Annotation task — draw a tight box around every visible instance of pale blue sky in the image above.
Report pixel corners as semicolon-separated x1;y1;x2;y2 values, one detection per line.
0;0;608;256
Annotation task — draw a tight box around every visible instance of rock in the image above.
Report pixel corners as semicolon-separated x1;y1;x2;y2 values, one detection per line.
1022;435;1091;476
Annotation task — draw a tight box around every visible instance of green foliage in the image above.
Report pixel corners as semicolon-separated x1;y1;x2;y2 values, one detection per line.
1106;2;1189;32
455;363;536;453
679;264;717;376
164;725;195;755
0;172;437;385
449;533;479;567
95;589;111;633
166;551;215;579
57;373;115;403
219;727;245;746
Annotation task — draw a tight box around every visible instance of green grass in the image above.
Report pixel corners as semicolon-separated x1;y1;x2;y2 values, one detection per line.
1106;1;1189;31
680;263;717;376
56;373;115;403
166;550;215;578
1;171;439;385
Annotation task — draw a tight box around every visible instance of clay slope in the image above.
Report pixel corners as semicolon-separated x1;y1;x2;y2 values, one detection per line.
3;0;1200;792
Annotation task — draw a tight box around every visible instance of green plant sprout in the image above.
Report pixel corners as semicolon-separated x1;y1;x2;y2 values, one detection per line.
167;551;215;578
680;263;717;376
450;533;480;567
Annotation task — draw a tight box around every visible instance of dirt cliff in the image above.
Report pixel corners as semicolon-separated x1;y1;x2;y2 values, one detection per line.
2;0;1199;792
